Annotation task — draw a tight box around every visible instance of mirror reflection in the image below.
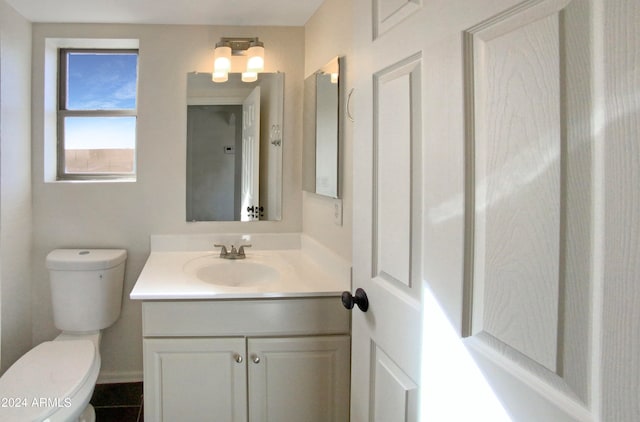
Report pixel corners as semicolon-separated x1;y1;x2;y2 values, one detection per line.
303;57;342;198
186;72;283;221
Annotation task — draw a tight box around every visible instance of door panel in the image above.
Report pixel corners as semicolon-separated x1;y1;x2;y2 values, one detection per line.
373;0;422;39
467;5;564;373
463;0;593;409
371;344;419;422
373;55;422;290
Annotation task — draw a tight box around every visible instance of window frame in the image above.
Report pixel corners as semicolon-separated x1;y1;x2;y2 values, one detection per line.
57;48;139;181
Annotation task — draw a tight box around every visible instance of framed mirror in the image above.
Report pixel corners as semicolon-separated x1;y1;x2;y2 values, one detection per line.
303;56;343;198
186;72;283;221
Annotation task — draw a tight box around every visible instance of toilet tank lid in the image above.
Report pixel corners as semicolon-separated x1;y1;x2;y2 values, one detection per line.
46;249;127;270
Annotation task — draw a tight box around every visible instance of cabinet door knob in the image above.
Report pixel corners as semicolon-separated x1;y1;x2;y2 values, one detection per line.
234;354;243;363
252;355;261;364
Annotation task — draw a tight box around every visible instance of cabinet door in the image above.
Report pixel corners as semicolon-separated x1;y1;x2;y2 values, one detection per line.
247;335;350;422
144;337;247;422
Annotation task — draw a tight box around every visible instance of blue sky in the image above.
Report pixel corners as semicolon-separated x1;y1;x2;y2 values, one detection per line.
67;52;137;109
65;52;138;149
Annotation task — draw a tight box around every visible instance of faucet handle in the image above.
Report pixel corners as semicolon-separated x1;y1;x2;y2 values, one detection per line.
214;244;228;257
238;244;252;255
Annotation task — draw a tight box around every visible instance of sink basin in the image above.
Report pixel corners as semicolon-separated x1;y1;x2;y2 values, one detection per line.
184;257;280;287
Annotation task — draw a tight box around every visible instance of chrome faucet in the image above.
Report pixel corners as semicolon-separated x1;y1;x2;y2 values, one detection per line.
214;244;252;259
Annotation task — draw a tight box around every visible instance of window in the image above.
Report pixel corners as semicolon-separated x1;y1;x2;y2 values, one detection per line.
58;49;138;180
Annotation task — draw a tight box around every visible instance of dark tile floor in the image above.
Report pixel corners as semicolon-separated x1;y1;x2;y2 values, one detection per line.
90;382;143;422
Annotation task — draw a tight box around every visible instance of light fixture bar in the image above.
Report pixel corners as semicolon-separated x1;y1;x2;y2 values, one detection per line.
219;37;263;56
213;37;265;83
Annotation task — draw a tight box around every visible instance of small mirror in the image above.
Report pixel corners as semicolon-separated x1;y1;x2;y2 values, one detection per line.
186;72;283;221
303;57;343;198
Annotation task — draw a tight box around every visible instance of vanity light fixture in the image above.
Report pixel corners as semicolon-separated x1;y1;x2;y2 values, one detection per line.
212;37;265;83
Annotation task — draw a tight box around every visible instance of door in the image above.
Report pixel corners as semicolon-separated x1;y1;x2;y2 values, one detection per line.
350;0;424;419
241;86;261;221
351;0;606;420
143;338;247;422
247;336;350;422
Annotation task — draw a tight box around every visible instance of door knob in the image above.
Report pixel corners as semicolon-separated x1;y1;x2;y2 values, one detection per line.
341;288;369;312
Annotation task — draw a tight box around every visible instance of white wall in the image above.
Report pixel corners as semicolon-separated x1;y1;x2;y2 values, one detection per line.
303;0;353;261
0;0;33;373
30;23;304;381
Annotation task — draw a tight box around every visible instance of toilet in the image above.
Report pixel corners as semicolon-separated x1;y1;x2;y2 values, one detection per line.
0;249;127;422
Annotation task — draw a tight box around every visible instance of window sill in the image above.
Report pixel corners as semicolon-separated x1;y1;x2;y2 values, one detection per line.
47;177;136;184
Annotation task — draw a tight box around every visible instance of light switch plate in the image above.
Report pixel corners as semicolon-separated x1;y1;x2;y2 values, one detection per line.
333;199;343;226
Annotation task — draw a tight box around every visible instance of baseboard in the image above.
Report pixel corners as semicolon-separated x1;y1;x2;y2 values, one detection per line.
97;370;143;384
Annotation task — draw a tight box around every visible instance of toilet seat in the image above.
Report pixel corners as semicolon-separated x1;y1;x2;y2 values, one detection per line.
0;339;96;421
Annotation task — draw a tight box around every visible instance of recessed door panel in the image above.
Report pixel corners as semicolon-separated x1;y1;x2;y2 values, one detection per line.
464;0;592;406
373;0;422;39
373;55;422;291
471;10;562;372
371;344;418;422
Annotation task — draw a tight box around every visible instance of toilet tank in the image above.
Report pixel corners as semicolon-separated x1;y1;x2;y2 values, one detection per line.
46;249;127;333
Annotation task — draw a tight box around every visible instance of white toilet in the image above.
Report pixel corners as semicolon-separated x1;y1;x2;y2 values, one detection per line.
0;249;127;422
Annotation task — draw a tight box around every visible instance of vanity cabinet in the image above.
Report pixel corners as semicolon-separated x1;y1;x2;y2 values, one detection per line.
142;297;351;422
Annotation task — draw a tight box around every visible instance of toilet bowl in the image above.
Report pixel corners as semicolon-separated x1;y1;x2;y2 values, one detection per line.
0;249;126;422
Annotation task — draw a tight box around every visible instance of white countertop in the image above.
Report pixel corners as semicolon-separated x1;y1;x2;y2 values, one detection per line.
130;249;350;300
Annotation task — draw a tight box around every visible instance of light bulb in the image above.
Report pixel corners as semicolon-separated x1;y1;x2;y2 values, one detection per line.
246;44;264;73
213;45;231;73
212;71;228;83
242;72;258;83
